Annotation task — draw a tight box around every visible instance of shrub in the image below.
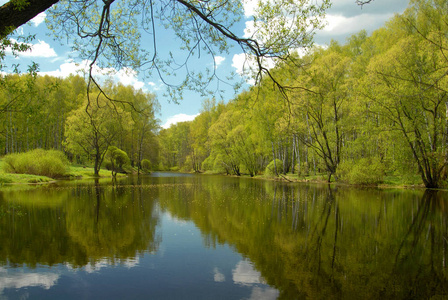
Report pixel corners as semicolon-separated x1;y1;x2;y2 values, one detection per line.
3;149;70;178
106;146;130;176
141;159;151;173
337;158;385;185
265;159;283;176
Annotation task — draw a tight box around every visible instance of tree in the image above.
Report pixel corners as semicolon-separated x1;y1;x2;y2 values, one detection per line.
0;74;85;154
110;83;158;174
65;93;132;176
1;0;330;100
363;1;448;188
106;146;130;177
293;44;351;182
0;0;59;38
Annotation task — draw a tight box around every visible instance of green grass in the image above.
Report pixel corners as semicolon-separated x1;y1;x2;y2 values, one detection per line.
0;160;53;184
0;159;121;185
66;165;115;178
381;175;424;187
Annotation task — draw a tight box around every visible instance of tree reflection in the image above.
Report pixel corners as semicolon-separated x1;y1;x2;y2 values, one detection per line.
0;181;160;268
158;177;448;299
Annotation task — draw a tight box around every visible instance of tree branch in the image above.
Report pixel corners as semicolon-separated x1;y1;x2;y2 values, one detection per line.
0;0;59;38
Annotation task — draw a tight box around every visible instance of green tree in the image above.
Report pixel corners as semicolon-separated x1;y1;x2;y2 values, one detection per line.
363;2;448;188
293;45;351;182
65;94;132;176
106;146;130;177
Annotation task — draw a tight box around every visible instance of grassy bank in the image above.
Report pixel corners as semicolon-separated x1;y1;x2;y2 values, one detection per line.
0;160;116;185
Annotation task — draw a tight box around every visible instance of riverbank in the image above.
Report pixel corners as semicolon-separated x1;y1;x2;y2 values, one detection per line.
0;160;117;185
0;161;441;190
257;172;431;189
201;170;433;190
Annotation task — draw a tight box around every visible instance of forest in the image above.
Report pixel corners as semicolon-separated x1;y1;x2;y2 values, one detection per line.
0;74;160;175
0;0;447;188
158;0;448;189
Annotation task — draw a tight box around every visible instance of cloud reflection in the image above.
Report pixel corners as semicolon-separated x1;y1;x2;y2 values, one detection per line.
213;267;225;282
232;260;279;300
232;260;265;285
0;271;59;293
248;286;279;300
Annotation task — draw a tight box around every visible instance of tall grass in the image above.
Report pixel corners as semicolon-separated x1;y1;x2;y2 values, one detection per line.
3;149;70;178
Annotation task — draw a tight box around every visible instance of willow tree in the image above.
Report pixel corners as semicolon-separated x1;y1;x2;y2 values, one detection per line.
293;44;351;182
364;0;448;188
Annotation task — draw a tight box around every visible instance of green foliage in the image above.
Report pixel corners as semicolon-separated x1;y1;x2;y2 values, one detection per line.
296;162;310;177
3;149;70;178
106;146;130;176
265;159;283;177
141;159;151;173
337;158;385;185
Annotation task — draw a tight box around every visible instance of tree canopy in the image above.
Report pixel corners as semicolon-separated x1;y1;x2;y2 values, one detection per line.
1;0;330;100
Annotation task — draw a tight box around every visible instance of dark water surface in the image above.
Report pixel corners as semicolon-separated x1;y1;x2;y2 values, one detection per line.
0;173;447;299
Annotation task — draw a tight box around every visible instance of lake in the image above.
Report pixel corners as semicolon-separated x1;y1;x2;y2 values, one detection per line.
0;173;447;299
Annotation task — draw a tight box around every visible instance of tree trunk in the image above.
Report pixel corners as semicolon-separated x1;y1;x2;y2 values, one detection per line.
0;0;59;38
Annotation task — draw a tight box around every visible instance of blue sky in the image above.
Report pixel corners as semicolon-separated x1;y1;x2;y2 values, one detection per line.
1;0;409;128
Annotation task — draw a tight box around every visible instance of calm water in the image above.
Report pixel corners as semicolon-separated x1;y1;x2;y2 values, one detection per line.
0;173;447;299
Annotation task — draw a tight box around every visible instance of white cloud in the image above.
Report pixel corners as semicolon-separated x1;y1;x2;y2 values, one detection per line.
214;56;225;67
319;13;395;37
242;0;259;17
39;60;147;90
7;39;57;58
31;12;47;27
28;40;57;57
232;53;255;85
39;59;84;77
232;52;276;85
115;67;146;90
162;113;199;129
243;21;257;39
147;81;162;91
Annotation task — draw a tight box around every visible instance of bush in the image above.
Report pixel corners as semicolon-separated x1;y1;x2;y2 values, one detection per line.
337;158;385;185
3;149;70;178
265;159;283;176
106;146;130;176
141;159;151;173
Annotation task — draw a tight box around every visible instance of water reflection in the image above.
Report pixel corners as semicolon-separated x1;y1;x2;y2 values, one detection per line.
0;174;447;299
157;177;448;299
232;260;266;285
0;269;59;292
0;180;160;268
